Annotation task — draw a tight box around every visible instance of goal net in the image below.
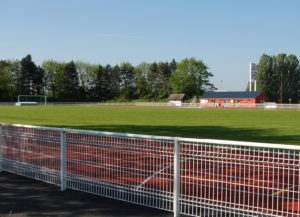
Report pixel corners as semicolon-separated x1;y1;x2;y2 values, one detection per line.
16;95;47;106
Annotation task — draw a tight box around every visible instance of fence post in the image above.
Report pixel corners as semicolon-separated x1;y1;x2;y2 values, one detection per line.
173;137;180;217
60;130;67;191
0;125;2;172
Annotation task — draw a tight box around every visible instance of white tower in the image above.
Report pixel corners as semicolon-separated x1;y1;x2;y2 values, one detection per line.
249;62;257;91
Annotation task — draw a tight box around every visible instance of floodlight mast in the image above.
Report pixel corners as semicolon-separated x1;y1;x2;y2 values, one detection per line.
280;72;283;104
249;62;252;91
250;62;257;92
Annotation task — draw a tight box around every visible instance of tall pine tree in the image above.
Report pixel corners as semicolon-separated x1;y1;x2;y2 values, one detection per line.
120;62;135;100
19;55;44;95
61;61;79;100
94;64;112;101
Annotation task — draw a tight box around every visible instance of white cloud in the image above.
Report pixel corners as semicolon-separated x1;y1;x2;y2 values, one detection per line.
96;33;143;40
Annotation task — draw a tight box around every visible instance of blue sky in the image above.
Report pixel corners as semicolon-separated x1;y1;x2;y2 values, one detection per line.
1;0;299;90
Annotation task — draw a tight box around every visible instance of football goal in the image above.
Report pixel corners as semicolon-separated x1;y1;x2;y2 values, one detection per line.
16;95;47;106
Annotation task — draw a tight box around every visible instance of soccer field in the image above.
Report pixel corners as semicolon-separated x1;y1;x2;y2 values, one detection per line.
0;105;299;145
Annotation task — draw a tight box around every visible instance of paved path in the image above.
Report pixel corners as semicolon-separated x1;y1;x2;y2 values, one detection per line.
0;171;174;217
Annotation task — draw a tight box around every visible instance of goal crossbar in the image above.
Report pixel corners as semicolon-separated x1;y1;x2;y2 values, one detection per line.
17;95;47;106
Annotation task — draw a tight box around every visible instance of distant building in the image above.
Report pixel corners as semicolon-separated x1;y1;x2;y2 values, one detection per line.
168;94;186;106
199;91;269;107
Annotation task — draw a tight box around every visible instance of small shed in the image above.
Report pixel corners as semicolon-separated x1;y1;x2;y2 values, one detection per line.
168;94;186;106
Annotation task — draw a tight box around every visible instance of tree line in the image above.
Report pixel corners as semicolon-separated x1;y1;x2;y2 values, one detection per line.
255;53;300;103
0;55;215;102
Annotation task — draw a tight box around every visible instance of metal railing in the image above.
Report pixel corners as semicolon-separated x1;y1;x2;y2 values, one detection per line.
0;123;300;216
97;102;300;109
1;101;300;109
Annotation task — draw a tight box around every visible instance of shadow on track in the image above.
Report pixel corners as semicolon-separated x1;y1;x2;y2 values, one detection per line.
43;124;300;145
0;172;174;217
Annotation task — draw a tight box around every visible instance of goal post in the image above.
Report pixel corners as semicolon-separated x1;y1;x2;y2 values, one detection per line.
16;95;47;106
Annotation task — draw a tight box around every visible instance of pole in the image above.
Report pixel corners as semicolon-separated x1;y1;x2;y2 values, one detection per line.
61;130;67;191
173;137;180;217
254;80;257;91
249;62;252;92
280;72;283;104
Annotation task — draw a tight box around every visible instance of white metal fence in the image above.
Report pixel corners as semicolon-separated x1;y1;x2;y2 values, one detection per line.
0;123;300;217
98;102;300;110
1;101;300;109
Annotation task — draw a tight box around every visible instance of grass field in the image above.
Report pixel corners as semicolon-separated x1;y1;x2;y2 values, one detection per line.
0;105;299;145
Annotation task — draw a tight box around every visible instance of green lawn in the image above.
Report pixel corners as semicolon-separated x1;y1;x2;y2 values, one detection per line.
0;106;299;145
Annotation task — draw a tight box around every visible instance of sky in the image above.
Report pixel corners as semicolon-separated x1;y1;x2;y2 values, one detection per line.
1;0;300;91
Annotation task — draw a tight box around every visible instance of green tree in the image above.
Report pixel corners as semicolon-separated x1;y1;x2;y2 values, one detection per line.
285;55;300;102
120;62;135;99
94;64;112;101
111;65;121;98
256;53;300;103
76;61;98;99
35;66;45;94
42;60;66;99
157;61;172;98
6;60;21;100
170;58;214;98
103;64;113;100
0;61;10;100
42;60;58;97
94;65;104;100
0;60;22;101
256;54;274;99
19;55;44;95
147;62;160;99
134;63;150;98
169;58;177;74
60;61;79;100
245;82;255;91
